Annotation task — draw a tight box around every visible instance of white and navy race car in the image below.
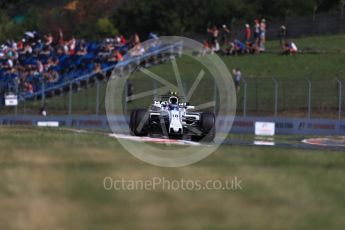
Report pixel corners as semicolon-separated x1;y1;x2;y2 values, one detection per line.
129;93;215;142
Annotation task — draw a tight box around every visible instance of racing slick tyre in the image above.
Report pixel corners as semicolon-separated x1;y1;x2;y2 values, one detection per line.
191;112;216;142
129;109;137;134
201;112;215;130
200;112;216;142
203;127;215;142
133;109;149;136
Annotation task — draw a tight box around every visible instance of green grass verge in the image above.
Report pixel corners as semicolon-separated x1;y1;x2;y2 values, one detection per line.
0;127;345;229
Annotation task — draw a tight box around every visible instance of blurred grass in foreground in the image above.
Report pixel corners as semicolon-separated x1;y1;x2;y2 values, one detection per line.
0;127;344;229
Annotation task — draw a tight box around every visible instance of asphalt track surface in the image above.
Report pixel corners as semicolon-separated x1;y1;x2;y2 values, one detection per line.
108;132;345;151
62;127;345;151
220;138;345;151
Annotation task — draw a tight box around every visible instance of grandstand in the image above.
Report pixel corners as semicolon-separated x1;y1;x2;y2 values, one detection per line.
0;32;181;107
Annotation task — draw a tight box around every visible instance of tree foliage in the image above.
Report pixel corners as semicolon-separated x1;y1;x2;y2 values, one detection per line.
112;0;343;36
0;0;342;42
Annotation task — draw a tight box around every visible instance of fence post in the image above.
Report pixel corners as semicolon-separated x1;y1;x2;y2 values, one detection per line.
230;17;236;40
340;3;345;33
213;79;217;115
14;82;18;116
242;77;247;117
23;99;26;115
305;77;312;119
124;80;128;115
95;80;100;115
312;6;318;36
273;77;279;117
153;80;157;100
177;41;183;58
68;83;72;116
41;81;45;108
336;77;342;120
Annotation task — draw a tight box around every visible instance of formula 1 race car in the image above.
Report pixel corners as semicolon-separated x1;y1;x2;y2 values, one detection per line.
129;93;215;142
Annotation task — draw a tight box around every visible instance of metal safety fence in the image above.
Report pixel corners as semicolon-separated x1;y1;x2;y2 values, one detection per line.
238;76;343;120
2;75;344;121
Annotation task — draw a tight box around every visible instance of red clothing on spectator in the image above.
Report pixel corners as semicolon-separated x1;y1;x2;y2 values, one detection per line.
120;35;126;45
245;27;251;40
17;41;24;50
115;51;123;61
204;41;210;49
25;83;33;94
69;38;76;55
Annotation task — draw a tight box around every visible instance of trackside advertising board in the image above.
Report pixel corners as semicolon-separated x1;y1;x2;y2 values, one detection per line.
0;115;345;136
255;122;275;136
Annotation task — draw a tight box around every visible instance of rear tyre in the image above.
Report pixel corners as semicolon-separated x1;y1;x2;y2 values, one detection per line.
129;109;137;134
133;109;149;136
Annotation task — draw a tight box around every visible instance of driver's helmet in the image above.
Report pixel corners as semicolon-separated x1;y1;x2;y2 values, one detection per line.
169;96;178;105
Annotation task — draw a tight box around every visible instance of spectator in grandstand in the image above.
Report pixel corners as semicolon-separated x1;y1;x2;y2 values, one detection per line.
246;41;260;54
56;44;65;55
120;35;127;45
220;24;231;45
17;39;24;50
57;28;65;46
37;60;44;73
22;43;33;55
40;45;53;56
68;36;77;55
232;68;242;93
201;40;212;56
94;63;106;80
279;25;288;48
114;36;122;47
260;19;266;51
115;50;123;61
130;44;145;56
76;41;88;56
108;50;123;62
103;38;115;52
45;57;59;70
132;33;141;46
245;24;251;43
0;47;5;59
225;39;245;55
234;39;245;55
207;25;220;52
6;58;14;69
225;41;235;55
253;19;261;47
94;63;103;74
44;69;59;83
24;31;36;44
283;41;298;55
44;33;54;46
24;82;34;94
